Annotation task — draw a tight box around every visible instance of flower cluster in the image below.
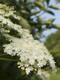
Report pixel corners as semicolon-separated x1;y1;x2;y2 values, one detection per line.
0;4;20;19
4;37;56;75
0;4;56;80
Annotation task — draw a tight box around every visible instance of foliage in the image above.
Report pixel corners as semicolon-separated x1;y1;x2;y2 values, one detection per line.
0;0;60;37
56;0;60;2
45;30;60;67
45;30;60;50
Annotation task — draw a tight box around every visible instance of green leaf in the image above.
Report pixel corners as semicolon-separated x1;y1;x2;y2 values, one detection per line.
26;1;34;4
48;18;55;22
42;21;52;24
46;0;50;5
21;10;27;14
41;18;55;25
55;24;60;28
49;5;60;9
34;1;44;9
47;10;55;15
31;10;40;15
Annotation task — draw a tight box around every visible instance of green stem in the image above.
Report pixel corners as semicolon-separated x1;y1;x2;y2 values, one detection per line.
0;54;7;56
50;50;60;52
0;57;18;62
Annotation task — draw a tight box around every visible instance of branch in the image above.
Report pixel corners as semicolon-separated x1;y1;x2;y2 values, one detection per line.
0;57;18;62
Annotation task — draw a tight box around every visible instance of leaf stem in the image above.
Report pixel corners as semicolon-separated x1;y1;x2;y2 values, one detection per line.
0;57;18;62
0;54;7;56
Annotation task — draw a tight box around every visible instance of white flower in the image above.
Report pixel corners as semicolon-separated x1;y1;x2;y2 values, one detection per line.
25;67;33;75
29;59;35;65
2;19;7;24
37;69;41;75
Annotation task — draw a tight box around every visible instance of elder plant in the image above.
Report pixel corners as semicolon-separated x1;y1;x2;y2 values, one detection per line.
0;4;56;80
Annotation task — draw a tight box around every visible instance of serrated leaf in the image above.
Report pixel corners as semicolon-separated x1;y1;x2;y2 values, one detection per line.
49;5;60;9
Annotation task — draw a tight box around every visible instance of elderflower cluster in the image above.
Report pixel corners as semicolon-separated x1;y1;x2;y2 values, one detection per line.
0;4;56;80
4;37;56;75
0;4;20;20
